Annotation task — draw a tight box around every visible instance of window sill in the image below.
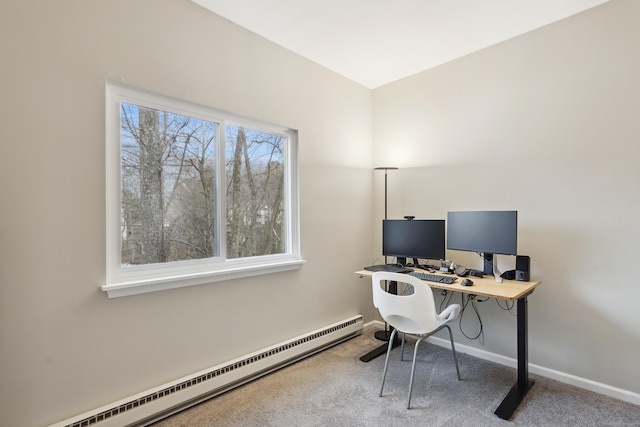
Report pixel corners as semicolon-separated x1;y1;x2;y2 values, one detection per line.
101;259;305;298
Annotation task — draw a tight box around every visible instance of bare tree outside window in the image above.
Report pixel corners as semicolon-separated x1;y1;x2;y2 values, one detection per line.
105;83;300;296
225;126;285;259
120;102;285;267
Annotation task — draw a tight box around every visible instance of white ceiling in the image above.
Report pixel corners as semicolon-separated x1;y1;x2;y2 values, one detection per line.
192;0;609;89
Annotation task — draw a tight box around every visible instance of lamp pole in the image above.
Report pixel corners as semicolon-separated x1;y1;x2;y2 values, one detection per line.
374;167;397;218
373;167;398;342
375;167;397;263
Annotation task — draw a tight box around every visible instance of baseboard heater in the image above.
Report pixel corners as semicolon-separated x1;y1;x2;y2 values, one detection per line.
50;315;363;427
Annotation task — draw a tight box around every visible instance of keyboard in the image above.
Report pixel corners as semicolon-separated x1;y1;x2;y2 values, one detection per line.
408;271;457;284
363;264;412;274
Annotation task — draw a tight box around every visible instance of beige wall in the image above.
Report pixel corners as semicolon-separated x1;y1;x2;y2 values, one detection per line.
373;0;640;396
0;1;376;426
2;0;639;426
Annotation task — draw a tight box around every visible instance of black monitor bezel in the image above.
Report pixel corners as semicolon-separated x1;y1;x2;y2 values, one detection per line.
446;210;518;276
446;210;518;256
382;219;446;262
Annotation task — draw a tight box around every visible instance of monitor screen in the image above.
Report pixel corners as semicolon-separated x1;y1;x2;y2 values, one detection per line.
446;210;518;256
382;219;445;261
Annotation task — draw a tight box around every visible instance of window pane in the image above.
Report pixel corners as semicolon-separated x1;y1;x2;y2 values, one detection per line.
225;126;285;259
120;102;218;266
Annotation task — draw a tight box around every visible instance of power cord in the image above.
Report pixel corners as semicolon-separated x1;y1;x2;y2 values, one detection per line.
496;298;516;314
459;293;487;340
439;290;453;312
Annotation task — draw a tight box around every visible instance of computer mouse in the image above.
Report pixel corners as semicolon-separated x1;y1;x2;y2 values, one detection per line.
461;278;473;286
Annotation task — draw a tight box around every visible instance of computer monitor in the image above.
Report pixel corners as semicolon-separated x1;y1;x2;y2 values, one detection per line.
447;210;518;275
382;219;445;266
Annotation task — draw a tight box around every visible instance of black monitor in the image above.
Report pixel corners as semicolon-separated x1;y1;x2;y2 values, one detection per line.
382;219;445;266
447;210;518;275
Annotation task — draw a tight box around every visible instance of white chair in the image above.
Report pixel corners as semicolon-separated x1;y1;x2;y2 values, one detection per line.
372;271;462;409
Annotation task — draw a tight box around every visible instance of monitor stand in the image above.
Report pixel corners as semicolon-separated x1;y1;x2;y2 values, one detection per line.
483;253;494;275
483;253;503;283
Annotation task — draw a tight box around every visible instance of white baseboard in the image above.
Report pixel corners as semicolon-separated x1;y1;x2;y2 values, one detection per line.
366;320;639;406
50;316;363;427
427;335;640;406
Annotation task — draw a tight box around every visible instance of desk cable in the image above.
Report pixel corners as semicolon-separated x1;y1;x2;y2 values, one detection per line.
438;289;454;311
496;298;516;315
439;290;487;340
439;291;518;339
459;293;488;340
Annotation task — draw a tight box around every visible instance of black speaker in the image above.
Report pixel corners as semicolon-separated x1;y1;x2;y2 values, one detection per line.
515;255;530;282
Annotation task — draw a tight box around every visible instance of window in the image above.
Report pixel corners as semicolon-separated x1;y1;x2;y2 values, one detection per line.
103;83;302;297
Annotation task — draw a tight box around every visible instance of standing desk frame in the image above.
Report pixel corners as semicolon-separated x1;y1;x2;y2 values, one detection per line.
355;270;541;420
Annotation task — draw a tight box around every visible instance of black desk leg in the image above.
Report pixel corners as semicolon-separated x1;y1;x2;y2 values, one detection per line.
494;295;535;420
360;280;400;362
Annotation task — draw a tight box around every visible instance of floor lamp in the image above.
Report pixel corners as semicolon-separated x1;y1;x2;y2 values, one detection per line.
373;166;398;342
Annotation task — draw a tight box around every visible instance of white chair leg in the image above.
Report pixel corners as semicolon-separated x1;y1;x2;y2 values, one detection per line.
400;332;406;361
380;328;397;397
445;325;461;380
407;336;426;409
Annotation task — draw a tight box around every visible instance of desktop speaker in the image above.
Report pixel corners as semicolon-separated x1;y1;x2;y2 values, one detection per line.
515;255;530;282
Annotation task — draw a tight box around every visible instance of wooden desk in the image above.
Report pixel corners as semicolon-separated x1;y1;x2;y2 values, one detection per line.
355;269;541;420
355;269;539;300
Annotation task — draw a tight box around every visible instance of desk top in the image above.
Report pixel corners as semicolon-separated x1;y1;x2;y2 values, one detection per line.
354;269;541;301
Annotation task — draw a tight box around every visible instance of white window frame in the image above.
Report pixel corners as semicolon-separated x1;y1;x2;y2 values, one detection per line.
102;82;303;298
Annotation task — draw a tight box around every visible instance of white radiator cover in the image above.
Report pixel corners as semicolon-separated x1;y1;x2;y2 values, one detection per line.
50;315;363;427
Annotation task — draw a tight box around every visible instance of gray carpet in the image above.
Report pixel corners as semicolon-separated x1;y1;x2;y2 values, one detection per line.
152;326;639;426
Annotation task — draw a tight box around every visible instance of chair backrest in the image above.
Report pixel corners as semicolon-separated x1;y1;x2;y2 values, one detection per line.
372;271;442;335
